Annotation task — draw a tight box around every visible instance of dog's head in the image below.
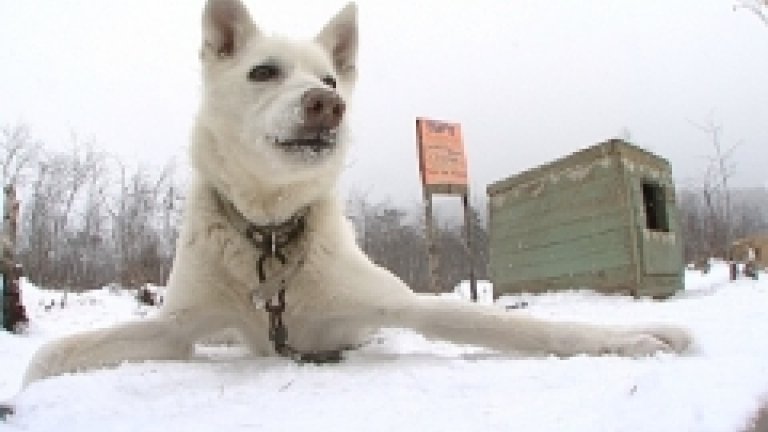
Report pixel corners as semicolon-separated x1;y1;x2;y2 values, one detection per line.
193;0;357;196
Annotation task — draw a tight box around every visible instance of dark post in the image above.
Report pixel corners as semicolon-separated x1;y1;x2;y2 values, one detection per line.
2;185;27;332
462;192;477;301
424;191;440;294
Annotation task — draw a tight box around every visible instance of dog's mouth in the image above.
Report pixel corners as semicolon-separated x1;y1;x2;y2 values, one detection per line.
279;137;335;153
270;130;338;156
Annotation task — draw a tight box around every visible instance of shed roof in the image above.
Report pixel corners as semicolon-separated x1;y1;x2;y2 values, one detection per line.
487;139;671;196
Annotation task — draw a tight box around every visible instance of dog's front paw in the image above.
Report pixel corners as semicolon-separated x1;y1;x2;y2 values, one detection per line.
603;326;692;356
23;336;80;386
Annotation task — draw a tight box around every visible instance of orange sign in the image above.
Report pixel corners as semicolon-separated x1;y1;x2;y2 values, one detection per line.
416;118;468;187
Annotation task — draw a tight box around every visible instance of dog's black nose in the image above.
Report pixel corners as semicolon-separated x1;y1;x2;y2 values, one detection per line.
301;88;345;131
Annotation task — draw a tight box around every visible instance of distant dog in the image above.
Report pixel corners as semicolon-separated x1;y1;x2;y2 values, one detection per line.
23;0;691;386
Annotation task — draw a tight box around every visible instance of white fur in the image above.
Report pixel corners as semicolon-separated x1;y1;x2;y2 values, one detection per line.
22;0;691;387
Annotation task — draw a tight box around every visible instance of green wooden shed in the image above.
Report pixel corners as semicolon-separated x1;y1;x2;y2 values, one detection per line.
487;139;683;298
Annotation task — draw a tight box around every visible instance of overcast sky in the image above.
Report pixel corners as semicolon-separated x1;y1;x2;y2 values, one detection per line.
1;0;766;206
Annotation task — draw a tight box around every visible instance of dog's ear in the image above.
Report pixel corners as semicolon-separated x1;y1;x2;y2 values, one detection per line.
315;3;357;80
202;0;258;59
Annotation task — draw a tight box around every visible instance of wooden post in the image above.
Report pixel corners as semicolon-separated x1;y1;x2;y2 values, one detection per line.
461;192;477;301
2;185;27;332
424;191;440;294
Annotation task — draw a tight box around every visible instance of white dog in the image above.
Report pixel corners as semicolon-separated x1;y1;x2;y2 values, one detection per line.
22;0;691;386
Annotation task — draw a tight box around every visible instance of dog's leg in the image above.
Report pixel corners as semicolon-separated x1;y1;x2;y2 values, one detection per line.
362;294;691;356
22;309;224;386
318;260;691;357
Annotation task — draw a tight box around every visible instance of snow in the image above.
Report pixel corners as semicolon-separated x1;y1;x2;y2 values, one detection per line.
2;263;767;432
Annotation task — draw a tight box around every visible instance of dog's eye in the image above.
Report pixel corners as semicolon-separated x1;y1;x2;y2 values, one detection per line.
321;75;337;89
248;64;280;82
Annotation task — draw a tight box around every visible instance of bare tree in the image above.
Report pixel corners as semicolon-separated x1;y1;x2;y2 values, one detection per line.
18;137;107;289
734;0;768;26
0;123;42;186
678;187;768;263
106;161;182;287
689;119;740;259
100;155;128;285
5;124;190;290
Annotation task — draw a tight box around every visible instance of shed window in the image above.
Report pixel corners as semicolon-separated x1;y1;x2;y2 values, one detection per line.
642;181;669;232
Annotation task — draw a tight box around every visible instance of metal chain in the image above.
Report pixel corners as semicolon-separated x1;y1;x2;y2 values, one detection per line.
254;232;344;364
210;189;345;364
263;286;344;364
265;288;288;352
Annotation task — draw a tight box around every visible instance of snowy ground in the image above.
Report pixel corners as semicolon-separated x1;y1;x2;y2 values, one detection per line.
2;263;767;432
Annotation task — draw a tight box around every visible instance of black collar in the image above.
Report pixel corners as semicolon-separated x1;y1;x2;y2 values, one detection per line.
211;188;309;282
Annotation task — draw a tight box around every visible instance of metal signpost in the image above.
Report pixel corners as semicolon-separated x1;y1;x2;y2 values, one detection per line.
415;117;477;301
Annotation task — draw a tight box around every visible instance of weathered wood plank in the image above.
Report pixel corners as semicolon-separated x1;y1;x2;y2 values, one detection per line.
491;172;621;221
491;208;628;253
493;264;635;296
491;229;631;282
